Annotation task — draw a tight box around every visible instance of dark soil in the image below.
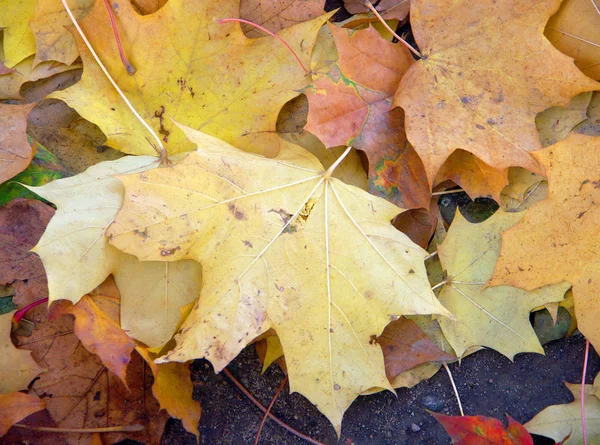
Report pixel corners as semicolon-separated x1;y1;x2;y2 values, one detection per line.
156;333;599;445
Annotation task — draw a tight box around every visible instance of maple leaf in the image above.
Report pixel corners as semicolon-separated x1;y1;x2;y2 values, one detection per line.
0;0;37;68
433;412;534;445
30;0;94;66
51;291;136;384
0;56;81;100
499;168;547;212
343;0;410;21
377;317;454;380
107;127;451;430
304;24;430;209
574;91;600;136
26;156;202;348
545;0;600;81
525;383;599;444
434;150;508;203
51;0;330;156
437;210;569;359
0;311;44;394
239;0;325;37
14;305;170;445
0;199;54;306
0;392;45;438
490;134;600;351
0;104;36;184
0;141;70;207
137;345;201;439
536;92;593;147
394;0;599;183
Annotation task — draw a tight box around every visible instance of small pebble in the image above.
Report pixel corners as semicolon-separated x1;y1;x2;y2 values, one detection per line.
410;423;421;432
419;394;444;412
488;378;494;383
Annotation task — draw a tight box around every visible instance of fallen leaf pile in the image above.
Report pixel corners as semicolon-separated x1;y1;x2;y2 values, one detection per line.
0;0;599;443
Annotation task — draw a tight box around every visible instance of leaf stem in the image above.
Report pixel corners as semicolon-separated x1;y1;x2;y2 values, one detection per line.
102;0;135;74
323;146;353;180
425;251;438;261
222;368;325;445
443;362;464;416
432;189;465;196
61;0;166;155
254;375;288;445
13;423;144;433
431;279;448;291
582;338;590;445
215;18;309;73
362;0;422;58
13;297;49;323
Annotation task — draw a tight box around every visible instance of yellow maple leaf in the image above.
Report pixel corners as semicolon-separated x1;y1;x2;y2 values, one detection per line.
490;133;600;352
394;0;599;183
437;210;569;359
51;0;330;156
0;0;37;68
107;127;451;431
26;156;202;348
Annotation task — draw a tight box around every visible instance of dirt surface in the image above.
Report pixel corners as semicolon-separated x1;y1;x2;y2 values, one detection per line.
152;333;599;445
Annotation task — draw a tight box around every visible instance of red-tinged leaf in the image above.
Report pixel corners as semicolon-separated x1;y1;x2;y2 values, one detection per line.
432;412;534;445
506;415;534;445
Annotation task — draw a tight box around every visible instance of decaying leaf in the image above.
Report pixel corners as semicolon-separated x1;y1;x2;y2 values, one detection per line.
437;210;569;359
0;392;45;438
26;156;202;348
14;304;170;445
0;0;37;68
394;0;599;183
239;0;325;37
131;0;168;14
50;293;136;384
107;127;450;430
52;0;330;156
0;104;36;184
574;90;600;136
545;0;600;81
490;134;600;352
0;56;81;100
536;92;593;147
376;317;454;381
0;199;54;305
525;383;599;444
305;24;430;209
433;412;534;445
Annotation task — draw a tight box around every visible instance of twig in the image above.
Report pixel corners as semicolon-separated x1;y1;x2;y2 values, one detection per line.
432;189;465;196
582;339;590;445
102;0;135;74
443;362;464;416
13;297;48;323
61;0;166;154
216;18;309;73
222;368;326;445
361;0;422;58
13;424;144;433
254;376;288;445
